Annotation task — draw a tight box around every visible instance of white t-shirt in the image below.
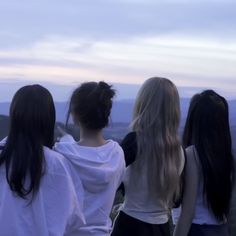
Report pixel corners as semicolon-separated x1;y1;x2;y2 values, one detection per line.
0;146;85;236
122;147;185;224
54;135;126;236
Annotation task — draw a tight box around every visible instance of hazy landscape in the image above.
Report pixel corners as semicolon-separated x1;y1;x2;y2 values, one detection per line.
1;98;235;148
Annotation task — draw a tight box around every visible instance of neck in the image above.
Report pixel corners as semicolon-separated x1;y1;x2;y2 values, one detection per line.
79;127;106;147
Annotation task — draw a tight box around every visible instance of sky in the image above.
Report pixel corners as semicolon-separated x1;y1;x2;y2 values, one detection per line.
0;0;236;100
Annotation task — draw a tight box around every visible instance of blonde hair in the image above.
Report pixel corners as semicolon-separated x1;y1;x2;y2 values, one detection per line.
131;77;182;203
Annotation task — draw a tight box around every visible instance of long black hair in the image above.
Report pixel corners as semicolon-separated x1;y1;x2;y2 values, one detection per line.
66;81;115;130
0;85;56;198
183;90;234;220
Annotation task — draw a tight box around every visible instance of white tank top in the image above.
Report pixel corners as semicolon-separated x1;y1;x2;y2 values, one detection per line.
172;146;223;225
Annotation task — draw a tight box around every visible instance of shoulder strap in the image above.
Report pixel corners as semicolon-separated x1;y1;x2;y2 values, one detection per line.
182;147;187;172
172;146;187;208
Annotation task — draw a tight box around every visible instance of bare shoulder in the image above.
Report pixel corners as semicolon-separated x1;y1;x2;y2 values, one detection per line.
185;145;200;170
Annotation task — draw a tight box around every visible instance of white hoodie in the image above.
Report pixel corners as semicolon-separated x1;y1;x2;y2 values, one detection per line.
54;134;125;236
0;141;85;236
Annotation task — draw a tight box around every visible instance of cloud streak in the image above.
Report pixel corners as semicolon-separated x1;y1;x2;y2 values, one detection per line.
0;0;236;47
0;0;235;98
0;36;235;87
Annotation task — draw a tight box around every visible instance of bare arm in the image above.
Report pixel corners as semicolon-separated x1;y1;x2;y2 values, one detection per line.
173;146;199;236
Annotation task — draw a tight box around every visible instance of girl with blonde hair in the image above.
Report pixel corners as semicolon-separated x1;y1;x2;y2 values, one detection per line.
112;77;184;236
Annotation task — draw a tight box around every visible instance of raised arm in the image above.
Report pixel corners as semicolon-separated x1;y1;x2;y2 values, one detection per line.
173;146;199;236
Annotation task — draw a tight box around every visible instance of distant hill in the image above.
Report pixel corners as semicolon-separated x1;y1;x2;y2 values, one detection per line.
231;126;236;154
0;81;224;102
1;99;235;149
1;99;235;124
0;115;9;140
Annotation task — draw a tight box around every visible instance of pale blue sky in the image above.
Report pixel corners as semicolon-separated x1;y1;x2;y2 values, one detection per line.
0;0;235;99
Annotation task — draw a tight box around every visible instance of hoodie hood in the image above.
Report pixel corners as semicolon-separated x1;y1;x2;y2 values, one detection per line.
54;135;125;193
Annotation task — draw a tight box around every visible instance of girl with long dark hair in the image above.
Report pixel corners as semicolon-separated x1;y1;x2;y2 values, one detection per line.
54;81;125;236
173;90;234;236
0;85;85;236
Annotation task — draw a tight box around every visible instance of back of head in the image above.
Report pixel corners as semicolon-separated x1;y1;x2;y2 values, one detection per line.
183;90;234;220
68;81;115;130
182;93;201;147
132;77;180;131
131;77;182;203
0;85;56;198
9;85;56;147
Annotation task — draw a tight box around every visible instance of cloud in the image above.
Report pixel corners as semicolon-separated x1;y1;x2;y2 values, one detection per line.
0;35;235;89
0;0;235;98
0;0;236;48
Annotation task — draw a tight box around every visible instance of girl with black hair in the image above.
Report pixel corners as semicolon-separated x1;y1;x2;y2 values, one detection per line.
54;81;125;236
0;85;85;236
173;90;234;236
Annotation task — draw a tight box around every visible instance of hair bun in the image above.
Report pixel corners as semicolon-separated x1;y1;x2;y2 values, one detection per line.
98;81;115;100
98;81;110;89
68;81;115;130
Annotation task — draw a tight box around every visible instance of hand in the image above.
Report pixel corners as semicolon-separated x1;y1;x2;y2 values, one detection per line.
56;126;68;141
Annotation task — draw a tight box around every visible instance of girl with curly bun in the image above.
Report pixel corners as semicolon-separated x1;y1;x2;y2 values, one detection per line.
55;81;125;236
